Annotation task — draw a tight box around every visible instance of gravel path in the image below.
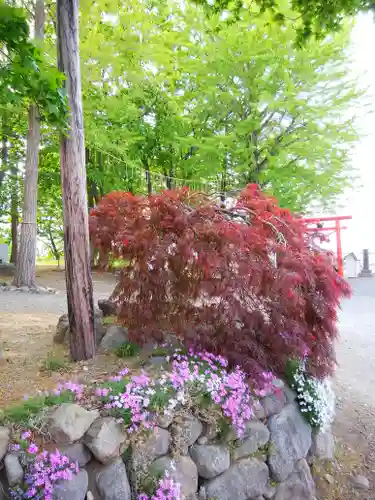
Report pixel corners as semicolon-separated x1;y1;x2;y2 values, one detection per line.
0;289;113;314
0;274;116;314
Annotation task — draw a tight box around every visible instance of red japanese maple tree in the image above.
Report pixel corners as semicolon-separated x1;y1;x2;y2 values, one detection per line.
89;185;350;380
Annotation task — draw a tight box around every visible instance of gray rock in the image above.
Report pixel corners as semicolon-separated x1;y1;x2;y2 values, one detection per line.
260;392;287;418
84;417;126;464
98;298;117;317
268;403;312;481
0;427;10;461
49;404;99;444
233;421;270;460
5;454;24;486
99;325;129;351
157;411;174;429
132;426;170;467
151;455;198;497
171;414;203;452
203;458;269;500
274;459;315;500
227;416;268;442
60;443;92;467
352;474;370;490
86;492;94;500
54;314;70;343
197;436;208;445
323;473;334;485
252;400;266;421
264;484;277;498
190;444;230;478
283;386;296;404
54;309;105;346
96;458;131;500
53;470;88;500
310;428;334;461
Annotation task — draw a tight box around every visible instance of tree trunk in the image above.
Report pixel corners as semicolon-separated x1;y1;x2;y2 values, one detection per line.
0;116;8;188
57;0;95;361
144;158;152;195
10;186;18;264
220;152;228;207
13;0;44;287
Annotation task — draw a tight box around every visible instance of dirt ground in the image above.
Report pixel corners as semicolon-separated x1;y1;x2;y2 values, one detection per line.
1;267;375;499
0;267;123;405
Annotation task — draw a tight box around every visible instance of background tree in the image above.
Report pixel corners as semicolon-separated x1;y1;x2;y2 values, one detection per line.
14;0;45;287
194;0;375;42
78;0;361;211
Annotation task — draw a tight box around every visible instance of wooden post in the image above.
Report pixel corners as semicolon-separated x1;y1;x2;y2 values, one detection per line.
57;0;95;360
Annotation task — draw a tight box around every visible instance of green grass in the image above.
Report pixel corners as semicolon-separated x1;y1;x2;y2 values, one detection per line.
40;355;69;373
114;342;141;358
0;392;75;425
103;315;118;326
151;346;170;357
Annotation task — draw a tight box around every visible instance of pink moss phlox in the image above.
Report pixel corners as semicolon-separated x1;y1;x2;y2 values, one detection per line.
138;476;181;500
9;438;79;500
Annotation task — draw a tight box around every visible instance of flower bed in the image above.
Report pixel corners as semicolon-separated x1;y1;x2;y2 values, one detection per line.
0;351;335;500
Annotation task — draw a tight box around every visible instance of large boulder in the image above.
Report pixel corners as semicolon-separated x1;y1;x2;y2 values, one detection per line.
132;426;170;469
310;428;335;461
260;392;287;418
96;458;131;500
60;443;92;467
49;404;99;444
0;427;10;461
53;470;88;500
84;417;126;464
202;458;269;500
98;298;117;317
151;455;198;498
54;308;106;346
171;414;203;453
274;459;315;500
189;444;230;479
268;403;312;481
5;454;24;486
233;421;270;460
99;325;129;351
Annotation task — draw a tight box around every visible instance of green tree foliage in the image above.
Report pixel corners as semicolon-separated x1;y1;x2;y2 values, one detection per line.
79;0;361;211
194;0;375;42
0;1;66;126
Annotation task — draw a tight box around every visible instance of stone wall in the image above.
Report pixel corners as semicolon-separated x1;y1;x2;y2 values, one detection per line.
0;381;333;500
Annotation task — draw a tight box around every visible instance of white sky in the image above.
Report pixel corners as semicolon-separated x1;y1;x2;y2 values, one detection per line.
335;13;375;258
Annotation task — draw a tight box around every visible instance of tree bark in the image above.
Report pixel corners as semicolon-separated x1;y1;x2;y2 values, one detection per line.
57;0;95;361
13;0;44;287
144;158;152;195
10;183;18;264
0;117;8;188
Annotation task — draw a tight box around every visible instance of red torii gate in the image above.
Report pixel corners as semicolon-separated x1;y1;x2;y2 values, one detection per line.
302;215;352;277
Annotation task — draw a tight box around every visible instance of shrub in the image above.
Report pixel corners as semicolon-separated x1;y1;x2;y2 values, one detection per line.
89;185;350;382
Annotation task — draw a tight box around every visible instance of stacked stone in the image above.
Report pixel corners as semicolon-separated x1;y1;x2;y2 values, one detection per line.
0;381;334;500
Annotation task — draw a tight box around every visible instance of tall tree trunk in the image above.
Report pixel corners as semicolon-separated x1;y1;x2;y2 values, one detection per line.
144;158;152;195
57;0;95;361
13;0;44;287
220;152;228;208
0;116;8;188
10;182;18;264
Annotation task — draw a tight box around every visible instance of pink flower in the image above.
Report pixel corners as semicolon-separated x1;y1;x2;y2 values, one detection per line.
28;443;39;454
